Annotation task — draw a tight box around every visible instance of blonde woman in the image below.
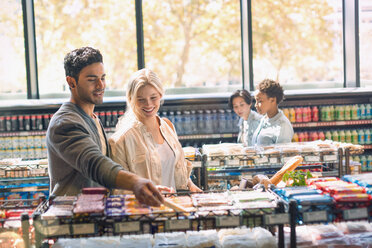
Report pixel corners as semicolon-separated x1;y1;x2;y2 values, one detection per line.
109;68;201;192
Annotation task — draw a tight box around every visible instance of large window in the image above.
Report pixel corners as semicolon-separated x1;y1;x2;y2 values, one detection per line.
359;0;372;88
34;0;137;97
142;0;242;94
0;0;27;99
252;0;343;90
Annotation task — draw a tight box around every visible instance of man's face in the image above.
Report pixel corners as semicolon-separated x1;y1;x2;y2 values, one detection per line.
75;62;105;105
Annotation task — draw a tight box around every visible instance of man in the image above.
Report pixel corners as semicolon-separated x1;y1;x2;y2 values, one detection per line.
46;46;163;206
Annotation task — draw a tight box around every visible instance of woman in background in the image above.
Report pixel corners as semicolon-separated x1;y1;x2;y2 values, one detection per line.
109;68;201;192
252;79;294;146
229;89;261;146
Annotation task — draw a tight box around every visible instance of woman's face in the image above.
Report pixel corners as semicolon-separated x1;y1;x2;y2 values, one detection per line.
135;84;162;120
232;96;251;120
254;91;276;115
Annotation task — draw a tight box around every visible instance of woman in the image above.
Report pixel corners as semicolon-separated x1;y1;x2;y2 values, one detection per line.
109;68;201;192
229;89;261;146
252;79;294;146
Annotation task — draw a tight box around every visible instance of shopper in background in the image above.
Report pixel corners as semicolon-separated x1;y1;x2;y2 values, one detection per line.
252;79;294;145
46;47;163;206
229;89;262;146
109;68;202;192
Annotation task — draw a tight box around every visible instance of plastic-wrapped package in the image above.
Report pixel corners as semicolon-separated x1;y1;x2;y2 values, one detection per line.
307;224;344;240
186;230;221;248
335;221;372;234
345;232;372;247
252;227;276;248
154;232;187;248
52;238;82;248
120;234;153;248
82;236;121;247
218;227;256;248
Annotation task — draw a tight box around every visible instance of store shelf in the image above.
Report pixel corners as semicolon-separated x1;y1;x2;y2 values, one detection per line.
292;119;372;128
179;133;238;140
0;176;49;182
363;144;372;150
0;130;46;136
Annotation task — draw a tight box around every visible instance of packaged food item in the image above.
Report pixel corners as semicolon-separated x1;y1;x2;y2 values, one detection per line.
186;230;220;248
154;232;187;248
120;234;153;248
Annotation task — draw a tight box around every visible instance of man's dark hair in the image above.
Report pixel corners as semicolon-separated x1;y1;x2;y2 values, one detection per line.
228;89;253;108
64;47;103;81
257;79;284;104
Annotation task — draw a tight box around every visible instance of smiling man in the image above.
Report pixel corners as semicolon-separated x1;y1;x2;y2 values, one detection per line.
46;47;163;206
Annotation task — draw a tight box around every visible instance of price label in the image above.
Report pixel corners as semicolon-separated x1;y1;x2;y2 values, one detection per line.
343;208;368;220
264;214;289;225
216;216;240;227
229;159;240;166
114;221;140;233
255;157;268;164
31;168;45;175
303;211;327;223
305;156;320;162
323;155;337;162
208;160;221;166
165;219;190;231
45;224;70;236
269;157;278;164
192;161;202;168
283;157;292;163
72;223;95;235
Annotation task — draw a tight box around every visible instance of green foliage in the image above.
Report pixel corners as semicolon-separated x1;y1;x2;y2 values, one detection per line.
282;170;313;187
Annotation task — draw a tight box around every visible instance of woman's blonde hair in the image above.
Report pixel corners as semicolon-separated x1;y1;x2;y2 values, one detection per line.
126;68;164;117
116;69;164;131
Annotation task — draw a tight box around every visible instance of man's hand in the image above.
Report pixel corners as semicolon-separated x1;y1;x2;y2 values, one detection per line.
115;170;164;207
132;178;164;206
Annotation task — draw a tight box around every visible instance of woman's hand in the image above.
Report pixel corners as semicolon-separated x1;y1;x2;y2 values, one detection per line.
188;179;202;193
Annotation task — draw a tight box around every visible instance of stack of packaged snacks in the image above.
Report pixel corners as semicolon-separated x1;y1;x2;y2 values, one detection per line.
343;173;372;195
274;186;333;223
308;177;371;221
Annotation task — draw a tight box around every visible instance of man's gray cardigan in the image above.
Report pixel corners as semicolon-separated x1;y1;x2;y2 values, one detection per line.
46;102;122;196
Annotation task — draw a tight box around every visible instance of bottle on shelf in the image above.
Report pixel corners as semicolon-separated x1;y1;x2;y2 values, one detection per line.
366;103;371;119
311;106;319;122
364;129;371;144
183;110;191;135
359;104;366;120
289;108;296;123
344;105;351;121
358;129;365;145
351;129;358;144
329;105;335;121
360;155;367;172
283;108;290;120
336;105;345;121
325;130;332;140
292;132;299;142
367;155;372;172
345;130;352;143
303;131;309;142
295;107;303;123
351;104;359;120
318;131;325;141
310;131;318;141
332;130;339;142
302;107;308;123
339;130;346;143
